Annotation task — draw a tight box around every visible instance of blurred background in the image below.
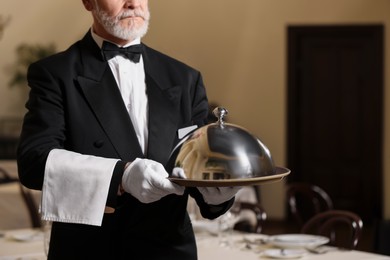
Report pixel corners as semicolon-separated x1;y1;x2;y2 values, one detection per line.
0;0;389;252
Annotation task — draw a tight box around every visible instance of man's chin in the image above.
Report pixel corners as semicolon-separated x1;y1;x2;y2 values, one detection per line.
113;29;147;41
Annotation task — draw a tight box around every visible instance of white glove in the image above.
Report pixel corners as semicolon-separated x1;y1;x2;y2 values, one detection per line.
122;158;185;203
198;186;242;205
171;167;187;179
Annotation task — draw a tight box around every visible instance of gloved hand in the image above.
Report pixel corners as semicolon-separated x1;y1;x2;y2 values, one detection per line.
122;158;185;203
171;167;241;205
171;167;187;179
197;186;242;205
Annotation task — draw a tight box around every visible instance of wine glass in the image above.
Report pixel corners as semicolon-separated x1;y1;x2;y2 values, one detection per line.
218;202;241;247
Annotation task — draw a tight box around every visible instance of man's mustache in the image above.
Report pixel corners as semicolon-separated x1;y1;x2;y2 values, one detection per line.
119;10;149;20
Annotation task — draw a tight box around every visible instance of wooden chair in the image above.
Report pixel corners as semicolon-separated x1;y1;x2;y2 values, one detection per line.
301;210;363;249
0;167;18;184
234;202;267;233
19;183;42;228
286;182;333;228
0;167;41;228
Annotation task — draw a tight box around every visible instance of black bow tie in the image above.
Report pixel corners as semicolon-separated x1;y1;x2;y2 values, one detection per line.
101;41;142;63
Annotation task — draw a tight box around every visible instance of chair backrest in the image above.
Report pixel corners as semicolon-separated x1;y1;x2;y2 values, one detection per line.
0;166;41;229
234;202;267;233
286;182;333;228
19;183;42;228
0;167;18;184
301;210;363;249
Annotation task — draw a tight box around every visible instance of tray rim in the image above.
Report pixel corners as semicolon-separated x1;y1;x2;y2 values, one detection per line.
168;166;290;187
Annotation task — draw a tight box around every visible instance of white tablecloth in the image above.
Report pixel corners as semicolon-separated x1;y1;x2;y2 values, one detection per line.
196;232;390;260
1;228;389;260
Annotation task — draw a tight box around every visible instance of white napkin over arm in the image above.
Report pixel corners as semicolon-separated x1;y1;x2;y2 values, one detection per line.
41;149;119;226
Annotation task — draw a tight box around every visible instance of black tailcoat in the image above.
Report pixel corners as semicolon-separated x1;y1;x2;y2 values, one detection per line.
17;31;232;260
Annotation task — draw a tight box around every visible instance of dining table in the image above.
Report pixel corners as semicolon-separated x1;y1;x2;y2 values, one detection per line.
196;232;390;260
1;160;389;259
1;225;390;260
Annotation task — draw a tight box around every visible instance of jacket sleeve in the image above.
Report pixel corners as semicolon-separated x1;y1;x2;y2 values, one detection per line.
17;60;65;190
188;187;234;219
17;59;123;216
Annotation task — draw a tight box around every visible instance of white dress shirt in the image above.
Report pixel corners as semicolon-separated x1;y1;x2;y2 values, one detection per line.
92;31;149;154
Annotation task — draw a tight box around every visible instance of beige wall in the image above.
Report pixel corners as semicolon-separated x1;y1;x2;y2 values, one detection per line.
1;0;389;219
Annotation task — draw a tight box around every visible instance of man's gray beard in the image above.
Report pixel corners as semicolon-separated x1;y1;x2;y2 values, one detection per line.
94;8;150;40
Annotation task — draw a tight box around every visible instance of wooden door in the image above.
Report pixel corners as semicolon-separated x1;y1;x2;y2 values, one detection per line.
287;25;384;222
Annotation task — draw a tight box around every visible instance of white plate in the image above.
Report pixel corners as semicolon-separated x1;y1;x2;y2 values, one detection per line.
243;233;269;244
268;234;329;249
263;249;307;259
8;232;43;242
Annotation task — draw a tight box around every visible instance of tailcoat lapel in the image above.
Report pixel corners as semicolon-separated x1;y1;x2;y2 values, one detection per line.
76;32;143;161
143;49;181;164
145;74;180;164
